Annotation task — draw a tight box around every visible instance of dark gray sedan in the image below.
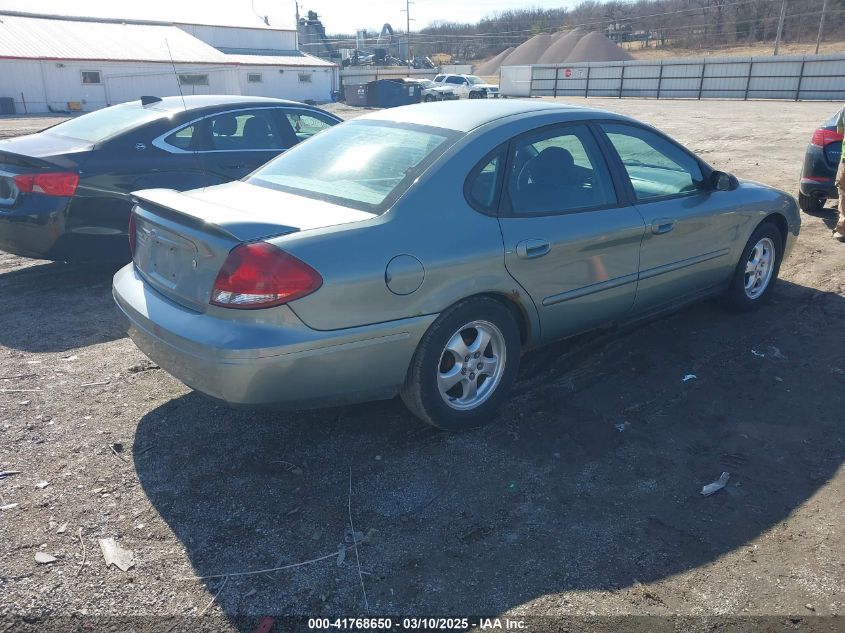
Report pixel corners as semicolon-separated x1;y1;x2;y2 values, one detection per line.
0;96;340;262
113;100;800;431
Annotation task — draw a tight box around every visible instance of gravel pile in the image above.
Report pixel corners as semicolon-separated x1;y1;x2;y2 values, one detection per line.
474;46;514;76
500;32;552;66
478;30;633;77
537;28;586;64
564;31;633;63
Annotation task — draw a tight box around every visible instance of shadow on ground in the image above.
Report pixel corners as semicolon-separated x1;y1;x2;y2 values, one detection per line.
132;279;845;626
0;260;125;353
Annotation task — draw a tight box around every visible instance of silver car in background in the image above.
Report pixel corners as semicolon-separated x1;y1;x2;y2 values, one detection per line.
400;78;459;102
113;100;799;431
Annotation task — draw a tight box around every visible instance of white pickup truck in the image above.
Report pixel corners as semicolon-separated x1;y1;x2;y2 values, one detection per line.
432;74;500;99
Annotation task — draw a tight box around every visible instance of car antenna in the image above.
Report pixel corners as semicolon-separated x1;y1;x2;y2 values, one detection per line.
164;38;189;113
163;37;207;188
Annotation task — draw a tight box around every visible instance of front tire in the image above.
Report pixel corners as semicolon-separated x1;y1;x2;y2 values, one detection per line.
400;297;520;431
724;221;783;311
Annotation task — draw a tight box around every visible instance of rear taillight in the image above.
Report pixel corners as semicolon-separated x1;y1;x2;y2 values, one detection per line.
810;127;844;147
128;212;137;257
210;242;322;309
13;172;79;197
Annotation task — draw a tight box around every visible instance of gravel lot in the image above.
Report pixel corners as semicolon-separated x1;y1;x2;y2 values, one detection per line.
1;99;843;631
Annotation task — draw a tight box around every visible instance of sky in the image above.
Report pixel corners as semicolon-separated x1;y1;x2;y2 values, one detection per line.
0;0;572;33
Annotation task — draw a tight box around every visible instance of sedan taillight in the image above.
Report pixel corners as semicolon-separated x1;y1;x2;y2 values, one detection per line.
810;127;844;147
13;172;79;197
210;242;322;309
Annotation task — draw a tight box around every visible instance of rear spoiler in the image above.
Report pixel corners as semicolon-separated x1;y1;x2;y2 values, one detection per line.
132;188;302;243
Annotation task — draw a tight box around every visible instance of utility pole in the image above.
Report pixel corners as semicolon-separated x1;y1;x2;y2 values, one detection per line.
773;0;787;55
401;0;414;72
815;0;828;54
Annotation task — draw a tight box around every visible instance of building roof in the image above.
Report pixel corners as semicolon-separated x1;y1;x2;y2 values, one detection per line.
0;12;336;68
224;53;335;68
0;13;232;63
0;3;294;30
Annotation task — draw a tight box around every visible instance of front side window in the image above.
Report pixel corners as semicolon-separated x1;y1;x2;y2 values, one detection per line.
249;120;456;212
206;110;284;151
445;77;463;85
507;125;617;215
601;123;704;200
285;111;336;142
179;74;209;86
81;71;101;85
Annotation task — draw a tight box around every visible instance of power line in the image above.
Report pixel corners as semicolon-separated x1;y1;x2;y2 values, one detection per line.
323;0;783;43
389;7;845;48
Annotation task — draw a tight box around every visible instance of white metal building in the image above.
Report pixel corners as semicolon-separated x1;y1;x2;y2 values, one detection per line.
0;11;338;114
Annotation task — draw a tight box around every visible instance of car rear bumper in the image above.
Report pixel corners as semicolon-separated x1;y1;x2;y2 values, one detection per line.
0;194;129;262
0;196;69;258
799;177;838;200
113;263;437;408
801;144;839;200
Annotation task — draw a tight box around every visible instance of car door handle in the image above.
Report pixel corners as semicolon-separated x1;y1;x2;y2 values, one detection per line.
516;239;551;259
651;218;675;235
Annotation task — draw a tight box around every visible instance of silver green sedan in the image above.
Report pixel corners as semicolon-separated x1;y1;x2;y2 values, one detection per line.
112;100;799;431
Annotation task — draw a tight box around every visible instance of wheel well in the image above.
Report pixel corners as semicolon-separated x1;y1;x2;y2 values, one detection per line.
762;213;789;250
478;292;531;346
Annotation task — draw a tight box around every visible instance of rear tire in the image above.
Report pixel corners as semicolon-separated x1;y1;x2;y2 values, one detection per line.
723;221;783;312
798;192;826;214
400;297;520;431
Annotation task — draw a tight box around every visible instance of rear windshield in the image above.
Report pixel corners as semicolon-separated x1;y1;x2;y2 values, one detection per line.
248;120;457;213
46;103;169;143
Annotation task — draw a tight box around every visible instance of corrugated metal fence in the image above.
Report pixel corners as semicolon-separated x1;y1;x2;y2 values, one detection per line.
501;53;845;101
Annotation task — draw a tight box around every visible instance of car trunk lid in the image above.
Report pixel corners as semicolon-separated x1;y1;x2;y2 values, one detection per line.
0;134;91;207
131;181;374;312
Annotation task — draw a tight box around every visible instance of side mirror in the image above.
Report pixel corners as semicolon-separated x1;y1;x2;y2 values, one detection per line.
711;170;738;191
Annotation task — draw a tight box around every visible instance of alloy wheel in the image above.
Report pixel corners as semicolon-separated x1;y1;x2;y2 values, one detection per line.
436;320;506;411
744;237;776;300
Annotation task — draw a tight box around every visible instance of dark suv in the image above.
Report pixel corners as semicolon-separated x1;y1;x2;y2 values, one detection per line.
799;108;843;214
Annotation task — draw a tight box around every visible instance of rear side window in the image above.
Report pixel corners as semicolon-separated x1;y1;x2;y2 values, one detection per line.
466;153;504;213
507;125;617;215
600;123;704;200
446;77;463;85
164;125;196;151
206;110;284;151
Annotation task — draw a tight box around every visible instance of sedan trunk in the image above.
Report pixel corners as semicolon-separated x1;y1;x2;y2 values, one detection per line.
132;181;375;312
0;135;91;208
